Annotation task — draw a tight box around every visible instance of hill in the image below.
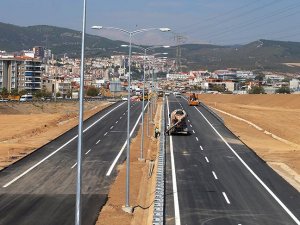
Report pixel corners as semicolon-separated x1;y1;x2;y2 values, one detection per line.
0;22;126;57
1;22;300;72
176;40;300;72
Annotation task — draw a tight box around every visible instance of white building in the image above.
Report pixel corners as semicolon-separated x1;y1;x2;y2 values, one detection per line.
166;73;189;80
290;79;300;91
236;71;255;79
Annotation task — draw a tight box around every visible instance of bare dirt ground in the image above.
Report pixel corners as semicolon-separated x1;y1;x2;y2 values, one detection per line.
95;101;162;225
0;101;112;170
198;94;300;191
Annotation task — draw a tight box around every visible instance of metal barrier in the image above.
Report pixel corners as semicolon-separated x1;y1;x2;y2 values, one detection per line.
152;96;165;225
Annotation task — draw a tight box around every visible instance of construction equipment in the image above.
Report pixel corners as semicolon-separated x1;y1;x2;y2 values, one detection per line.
166;109;188;135
188;93;199;106
8;95;20;101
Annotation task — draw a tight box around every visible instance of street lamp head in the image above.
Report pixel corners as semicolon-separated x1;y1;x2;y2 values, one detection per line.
162;52;168;55
159;28;171;32
121;45;129;47
91;25;103;30
163;45;170;48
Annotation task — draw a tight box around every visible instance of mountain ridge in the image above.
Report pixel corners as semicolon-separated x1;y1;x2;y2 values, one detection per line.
1;22;300;72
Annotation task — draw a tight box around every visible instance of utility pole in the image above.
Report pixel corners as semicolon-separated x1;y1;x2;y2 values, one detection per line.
173;34;186;72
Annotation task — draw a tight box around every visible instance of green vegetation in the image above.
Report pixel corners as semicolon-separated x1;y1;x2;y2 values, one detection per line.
275;87;291;94
249;86;265;94
34;88;52;98
86;86;99;96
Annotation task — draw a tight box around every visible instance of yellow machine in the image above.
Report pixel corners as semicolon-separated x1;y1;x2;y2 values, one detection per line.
188;93;199;106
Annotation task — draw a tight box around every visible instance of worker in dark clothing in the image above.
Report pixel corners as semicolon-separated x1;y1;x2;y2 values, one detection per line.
154;127;160;138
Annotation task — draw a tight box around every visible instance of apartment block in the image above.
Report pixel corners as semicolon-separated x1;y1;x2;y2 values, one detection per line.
0;56;42;93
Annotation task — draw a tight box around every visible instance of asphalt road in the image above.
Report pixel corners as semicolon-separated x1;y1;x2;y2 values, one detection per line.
165;95;300;225
0;101;145;225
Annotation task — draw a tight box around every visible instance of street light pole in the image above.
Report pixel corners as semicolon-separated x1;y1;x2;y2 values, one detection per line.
91;25;170;212
75;0;86;224
125;32;132;209
121;45;169;161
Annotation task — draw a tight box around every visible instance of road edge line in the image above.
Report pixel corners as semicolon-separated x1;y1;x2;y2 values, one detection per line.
3;102;126;188
106;102;149;176
167;97;181;225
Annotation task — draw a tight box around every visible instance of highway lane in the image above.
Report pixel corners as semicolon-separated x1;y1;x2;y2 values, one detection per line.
0;101;145;225
165;95;300;225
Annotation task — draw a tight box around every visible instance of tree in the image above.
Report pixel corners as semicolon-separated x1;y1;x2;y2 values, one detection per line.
19;90;27;96
275;86;291;94
34;88;52;98
86;86;99;96
249;86;265;94
1;87;8;97
10;89;19;96
255;74;265;81
211;84;225;92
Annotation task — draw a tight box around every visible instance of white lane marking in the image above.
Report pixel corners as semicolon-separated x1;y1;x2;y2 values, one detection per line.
200;146;203;151
188;119;190;122
195;137;199;141
212;171;218;180
190;124;193;128
106;102;149;176
85;149;91;155
2;102;126;188
222;192;231;204
115;121;118;124
104;132;108;136
120;116;122;119
123;113;126;115
110;126;114;130
192;130;195;134
96;140;100;145
71;162;77;169
167;97;181;225
194;106;300;224
205;156;209;163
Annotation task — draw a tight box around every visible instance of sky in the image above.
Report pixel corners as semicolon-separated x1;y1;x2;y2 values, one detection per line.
1;0;300;46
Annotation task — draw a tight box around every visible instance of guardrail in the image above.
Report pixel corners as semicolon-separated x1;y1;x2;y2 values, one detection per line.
152;96;165;225
200;102;224;124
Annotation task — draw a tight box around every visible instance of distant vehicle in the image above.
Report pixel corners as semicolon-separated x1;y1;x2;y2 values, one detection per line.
188;93;199;106
157;90;164;97
19;94;33;102
174;92;181;98
165;92;170;96
121;97;128;101
166;109;188;135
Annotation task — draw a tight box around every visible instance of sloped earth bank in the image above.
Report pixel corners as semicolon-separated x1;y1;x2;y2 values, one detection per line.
198;94;300;191
96;101;162;225
0;101;112;170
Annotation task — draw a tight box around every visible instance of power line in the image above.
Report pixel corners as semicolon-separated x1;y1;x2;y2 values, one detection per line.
200;2;300;40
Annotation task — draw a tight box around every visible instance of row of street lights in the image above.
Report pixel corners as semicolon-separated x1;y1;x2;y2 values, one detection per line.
91;26;171;213
120;44;169;161
76;2;172;225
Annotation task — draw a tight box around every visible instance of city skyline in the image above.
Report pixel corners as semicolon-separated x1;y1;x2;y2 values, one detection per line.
0;0;300;46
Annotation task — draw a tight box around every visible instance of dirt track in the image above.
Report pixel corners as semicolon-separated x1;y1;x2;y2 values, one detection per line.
198;94;300;191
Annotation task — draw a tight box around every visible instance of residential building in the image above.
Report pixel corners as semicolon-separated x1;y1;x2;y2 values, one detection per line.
33;46;45;59
0;56;42;93
290;79;300;91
